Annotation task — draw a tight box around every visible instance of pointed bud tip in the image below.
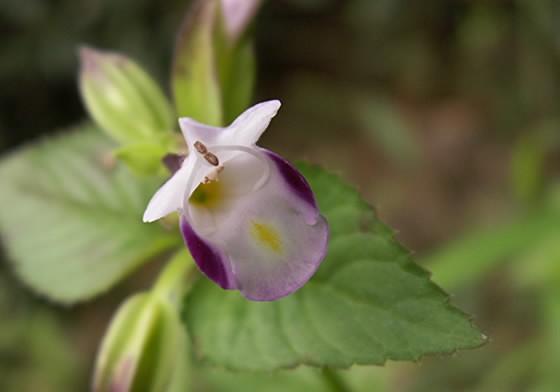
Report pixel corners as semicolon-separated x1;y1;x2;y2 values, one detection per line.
220;0;262;41
110;356;136;392
78;46;128;77
78;46;102;74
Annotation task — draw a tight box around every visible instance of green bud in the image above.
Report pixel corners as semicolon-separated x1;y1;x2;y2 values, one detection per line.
93;254;192;392
172;0;260;126
79;47;174;145
220;0;262;43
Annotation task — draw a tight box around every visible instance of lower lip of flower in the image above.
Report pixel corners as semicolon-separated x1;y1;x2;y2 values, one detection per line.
250;221;283;254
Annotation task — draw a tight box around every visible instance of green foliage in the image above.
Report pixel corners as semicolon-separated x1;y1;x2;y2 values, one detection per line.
426;198;560;290
191;362;388;392
195;367;327;392
0;126;181;304
114;135;177;177
183;164;484;371
355;96;419;167
511;135;545;203
513;234;560;288
0;274;83;391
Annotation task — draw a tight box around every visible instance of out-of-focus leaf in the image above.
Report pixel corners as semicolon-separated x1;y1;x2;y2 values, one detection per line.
193;356;387;391
355;96;419;167
338;365;388;392
531;287;560;392
477;340;540;392
0;272;83;391
114;134;177;177
183;164;485;371
511;135;545;203
0;125;181;304
426;207;560;290
512;234;560;288
0;310;82;391
196;367;327;392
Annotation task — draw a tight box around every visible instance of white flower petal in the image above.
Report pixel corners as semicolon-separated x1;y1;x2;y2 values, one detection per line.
143;155;197;222
224;194;327;301
184;148;327;300
228;100;281;145
179;117;224;146
185;147;269;235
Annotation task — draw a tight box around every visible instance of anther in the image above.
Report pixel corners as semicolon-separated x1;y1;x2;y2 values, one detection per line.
204;152;219;166
193;141;207;154
203;166;223;184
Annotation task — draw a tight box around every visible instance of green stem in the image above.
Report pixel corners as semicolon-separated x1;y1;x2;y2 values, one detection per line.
152;250;195;309
323;368;352;392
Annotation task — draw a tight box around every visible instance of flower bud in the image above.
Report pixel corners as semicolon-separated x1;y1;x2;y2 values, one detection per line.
172;0;261;126
79;47;174;145
93;293;189;392
220;0;262;42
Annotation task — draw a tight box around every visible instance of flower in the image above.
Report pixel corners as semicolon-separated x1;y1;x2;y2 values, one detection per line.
143;101;328;301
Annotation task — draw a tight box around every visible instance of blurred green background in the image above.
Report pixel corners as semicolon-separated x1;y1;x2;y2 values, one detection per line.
2;0;560;390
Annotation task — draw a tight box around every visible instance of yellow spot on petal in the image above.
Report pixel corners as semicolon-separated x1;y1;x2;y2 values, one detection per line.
250;222;283;254
189;181;222;209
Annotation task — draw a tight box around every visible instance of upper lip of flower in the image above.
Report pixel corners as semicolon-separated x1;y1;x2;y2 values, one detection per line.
142;100;281;223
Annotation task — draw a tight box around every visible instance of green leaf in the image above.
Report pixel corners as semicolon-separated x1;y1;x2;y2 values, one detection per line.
183;165;485;371
172;0;223;126
0;125;181;304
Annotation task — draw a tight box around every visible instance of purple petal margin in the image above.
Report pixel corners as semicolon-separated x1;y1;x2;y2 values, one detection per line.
262;149;317;209
162;153;185;175
180;216;235;289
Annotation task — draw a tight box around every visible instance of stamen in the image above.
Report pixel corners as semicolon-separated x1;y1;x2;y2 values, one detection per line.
193;141;207;154
203;166;223;184
204;152;219;166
